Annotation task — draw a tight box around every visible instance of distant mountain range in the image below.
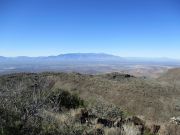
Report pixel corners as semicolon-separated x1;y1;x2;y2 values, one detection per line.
47;53;123;61
0;53;180;75
0;53;179;62
0;53;123;61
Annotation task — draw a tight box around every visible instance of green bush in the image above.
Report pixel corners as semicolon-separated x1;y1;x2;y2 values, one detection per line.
48;89;84;110
58;91;84;109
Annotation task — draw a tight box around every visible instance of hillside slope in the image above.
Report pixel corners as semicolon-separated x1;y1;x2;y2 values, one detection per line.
0;71;180;134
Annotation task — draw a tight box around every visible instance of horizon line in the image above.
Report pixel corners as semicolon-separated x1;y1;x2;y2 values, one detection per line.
0;53;180;60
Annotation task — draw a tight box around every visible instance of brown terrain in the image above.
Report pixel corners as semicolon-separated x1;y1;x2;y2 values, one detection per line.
0;68;180;134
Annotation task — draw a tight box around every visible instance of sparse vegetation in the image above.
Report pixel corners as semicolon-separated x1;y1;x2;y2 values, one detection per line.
0;71;180;134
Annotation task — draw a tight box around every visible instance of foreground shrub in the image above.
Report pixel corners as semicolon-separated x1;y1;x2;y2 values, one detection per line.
48;89;84;110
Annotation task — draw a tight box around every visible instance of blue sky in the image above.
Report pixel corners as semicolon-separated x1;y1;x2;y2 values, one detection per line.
0;0;180;58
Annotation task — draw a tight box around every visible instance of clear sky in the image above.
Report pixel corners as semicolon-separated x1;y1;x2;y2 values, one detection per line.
0;0;180;58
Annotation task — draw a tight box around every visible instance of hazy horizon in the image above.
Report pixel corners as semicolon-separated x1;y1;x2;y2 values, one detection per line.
1;52;180;60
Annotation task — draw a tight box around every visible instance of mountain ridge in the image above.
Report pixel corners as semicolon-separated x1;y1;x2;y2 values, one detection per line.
0;53;123;61
0;53;180;62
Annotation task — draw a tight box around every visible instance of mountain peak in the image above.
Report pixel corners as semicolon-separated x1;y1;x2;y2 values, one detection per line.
54;53;122;61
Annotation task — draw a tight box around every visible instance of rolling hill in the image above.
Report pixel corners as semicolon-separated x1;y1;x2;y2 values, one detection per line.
0;70;180;134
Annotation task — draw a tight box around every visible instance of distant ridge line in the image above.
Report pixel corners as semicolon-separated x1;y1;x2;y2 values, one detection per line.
0;53;180;62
